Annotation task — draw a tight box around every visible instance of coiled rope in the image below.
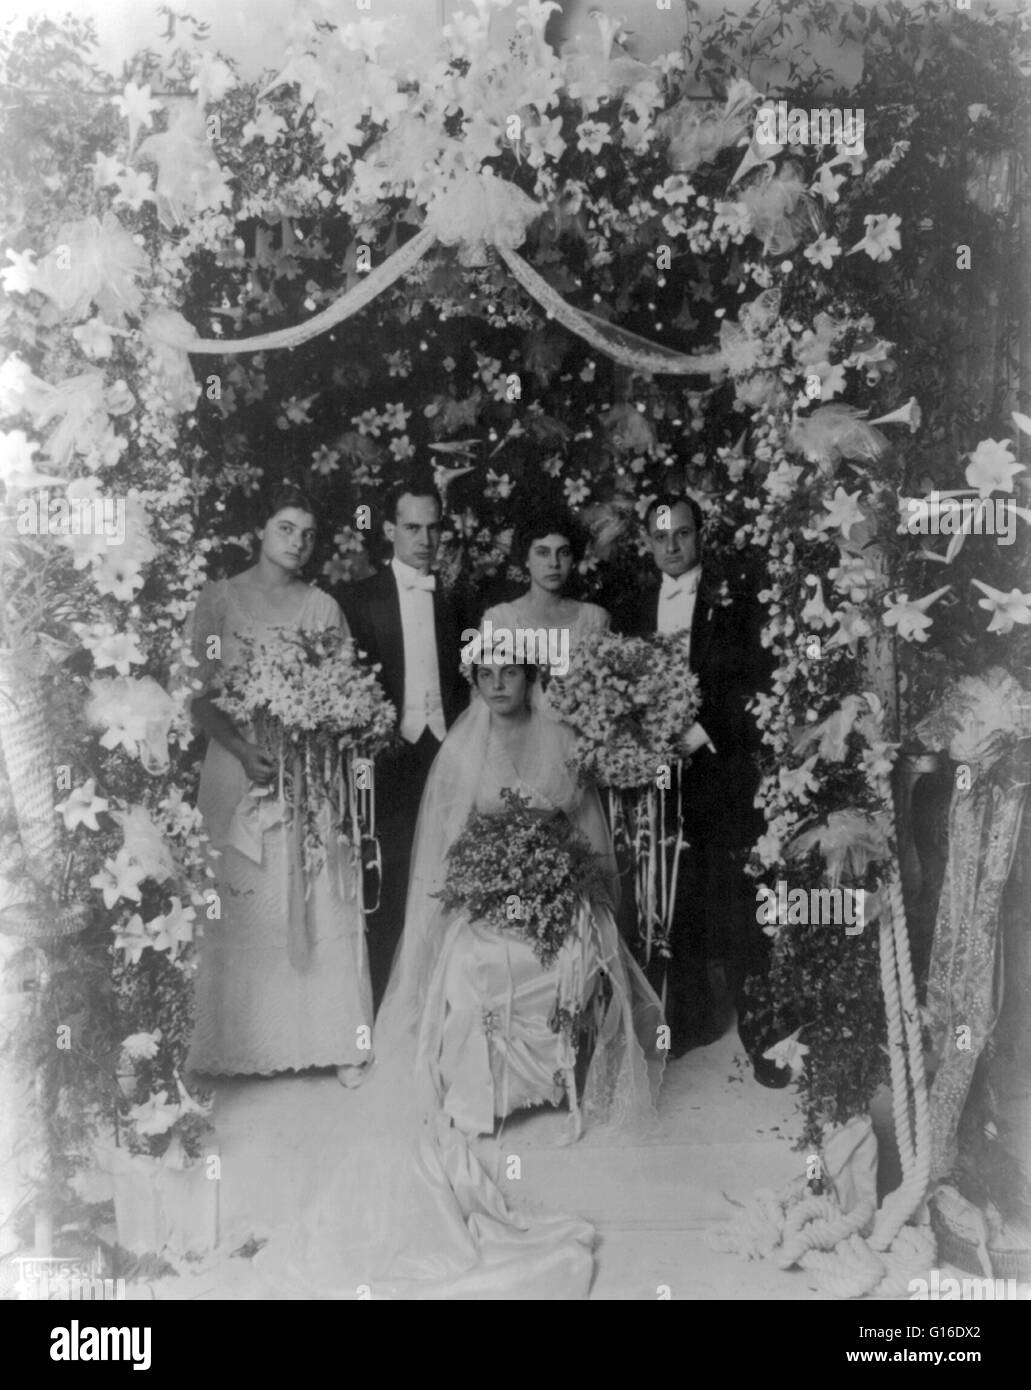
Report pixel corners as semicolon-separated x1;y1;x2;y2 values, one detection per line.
709;705;933;1296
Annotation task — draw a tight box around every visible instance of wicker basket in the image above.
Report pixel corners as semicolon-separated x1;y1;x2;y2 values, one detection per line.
0;895;88;940
0;648;85;940
930;1201;1031;1282
0;652;59;876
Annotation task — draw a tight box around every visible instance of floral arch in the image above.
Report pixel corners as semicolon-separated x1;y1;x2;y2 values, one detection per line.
1;0;1028;1284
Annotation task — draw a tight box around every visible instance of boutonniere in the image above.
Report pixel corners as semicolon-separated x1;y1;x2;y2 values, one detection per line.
700;577;732;610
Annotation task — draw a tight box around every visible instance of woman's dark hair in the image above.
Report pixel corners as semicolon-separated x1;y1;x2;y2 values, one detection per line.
260;483;317;527
512;502;588;566
472;661;540;685
383;470;442;524
643;493;704;534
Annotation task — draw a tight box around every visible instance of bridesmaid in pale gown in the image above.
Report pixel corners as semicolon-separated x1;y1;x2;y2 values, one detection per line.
185;485;373;1086
482;501;608;705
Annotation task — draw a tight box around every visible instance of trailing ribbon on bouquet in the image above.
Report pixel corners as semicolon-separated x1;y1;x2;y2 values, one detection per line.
228;728;380;967
145;170;725;380
551;901;598;1143
286;747;313;971
608;770;686;970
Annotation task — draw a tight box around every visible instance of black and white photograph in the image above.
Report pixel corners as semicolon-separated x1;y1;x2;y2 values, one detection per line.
0;0;1029;1331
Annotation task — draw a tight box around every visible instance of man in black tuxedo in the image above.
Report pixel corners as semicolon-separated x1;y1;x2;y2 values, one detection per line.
612;493;787;1085
341;474;468;1010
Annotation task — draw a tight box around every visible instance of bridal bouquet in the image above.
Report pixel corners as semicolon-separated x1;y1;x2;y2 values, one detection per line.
435;789;605;968
215;625;395;875
548;631;702;964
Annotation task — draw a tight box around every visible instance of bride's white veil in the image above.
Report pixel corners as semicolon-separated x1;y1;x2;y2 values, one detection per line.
374;694;490;1051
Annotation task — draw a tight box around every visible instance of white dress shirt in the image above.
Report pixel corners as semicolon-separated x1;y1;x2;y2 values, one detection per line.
656;565;714;756
391;556;446;744
657;565;701;653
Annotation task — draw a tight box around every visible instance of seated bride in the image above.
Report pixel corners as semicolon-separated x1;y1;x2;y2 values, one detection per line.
398;638;665;1140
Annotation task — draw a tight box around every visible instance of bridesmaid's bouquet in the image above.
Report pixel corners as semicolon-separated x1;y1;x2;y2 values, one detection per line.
546;630;701;788
547;630;701;965
216;625;395;877
436;789;605;968
216;625;395;747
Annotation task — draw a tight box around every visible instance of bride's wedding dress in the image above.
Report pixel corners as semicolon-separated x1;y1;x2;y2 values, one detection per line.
417;706;657;1138
241;699;664;1298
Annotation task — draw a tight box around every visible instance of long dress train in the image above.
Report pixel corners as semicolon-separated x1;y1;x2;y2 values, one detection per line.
245;698;664;1298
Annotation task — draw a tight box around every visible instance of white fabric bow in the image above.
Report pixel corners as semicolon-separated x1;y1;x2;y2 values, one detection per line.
226;784;287;864
401;572;436;593
660;568;701;601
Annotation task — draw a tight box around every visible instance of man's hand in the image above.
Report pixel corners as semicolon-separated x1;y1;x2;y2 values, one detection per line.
237;741;277;785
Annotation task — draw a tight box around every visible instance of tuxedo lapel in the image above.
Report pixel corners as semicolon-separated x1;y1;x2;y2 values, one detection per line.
374;570;405;710
690;574;717;672
432;588;455;710
644;587;660;636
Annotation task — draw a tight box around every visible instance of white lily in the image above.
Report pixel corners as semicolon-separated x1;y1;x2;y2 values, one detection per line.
869;396;921;431
882;585;951;643
764;1028;809;1077
972;579;1031;635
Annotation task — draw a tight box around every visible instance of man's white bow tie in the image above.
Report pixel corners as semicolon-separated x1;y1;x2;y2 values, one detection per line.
402;572;436;592
660;569;700;600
